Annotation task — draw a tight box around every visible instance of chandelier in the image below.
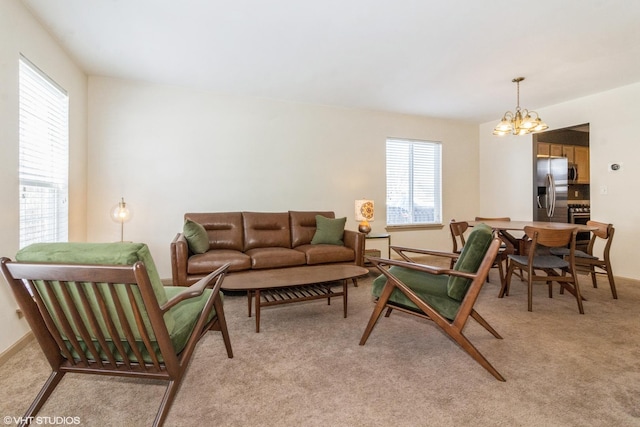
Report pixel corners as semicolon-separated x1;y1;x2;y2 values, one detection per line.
493;77;548;136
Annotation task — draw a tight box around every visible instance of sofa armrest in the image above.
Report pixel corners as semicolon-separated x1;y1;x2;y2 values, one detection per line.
170;233;190;287
344;229;365;267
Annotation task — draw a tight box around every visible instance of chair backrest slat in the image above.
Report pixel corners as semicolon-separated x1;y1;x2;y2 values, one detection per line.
94;283;132;369
58;280;106;367
29;279;76;362
74;284;115;367
125;284;162;370
40;279;92;366
107;285;149;371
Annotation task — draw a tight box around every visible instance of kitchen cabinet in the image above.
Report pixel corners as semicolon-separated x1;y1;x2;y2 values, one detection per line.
537;142;590;183
574;146;590;183
537;142;563;157
537;142;550;157
562;145;575;163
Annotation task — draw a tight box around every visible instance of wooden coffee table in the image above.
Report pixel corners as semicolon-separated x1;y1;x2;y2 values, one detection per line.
222;264;369;332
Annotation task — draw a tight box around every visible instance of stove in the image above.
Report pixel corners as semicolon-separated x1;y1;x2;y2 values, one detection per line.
568;203;590;248
568;203;590;218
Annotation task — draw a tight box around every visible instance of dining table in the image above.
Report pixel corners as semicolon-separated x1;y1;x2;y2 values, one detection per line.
467;219;597;300
467;219;596;232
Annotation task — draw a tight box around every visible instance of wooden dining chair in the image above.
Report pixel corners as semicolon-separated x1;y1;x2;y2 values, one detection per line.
474;217;519;254
1;242;233;427
503;226;584;314
550;221;617;299
449;220;469;266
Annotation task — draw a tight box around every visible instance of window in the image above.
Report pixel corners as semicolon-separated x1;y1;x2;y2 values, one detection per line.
19;55;69;247
386;138;442;226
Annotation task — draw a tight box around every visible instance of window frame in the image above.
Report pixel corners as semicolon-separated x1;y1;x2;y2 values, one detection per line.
18;54;69;248
385;137;443;230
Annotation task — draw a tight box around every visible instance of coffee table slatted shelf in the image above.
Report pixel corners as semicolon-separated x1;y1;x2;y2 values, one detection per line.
260;283;338;304
222;265;369;332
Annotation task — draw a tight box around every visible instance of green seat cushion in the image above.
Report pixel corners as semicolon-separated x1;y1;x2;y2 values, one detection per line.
311;215;346;245
15;242;174;342
447;223;493;301
372;266;461;320
183;219;210;254
163;286;219;359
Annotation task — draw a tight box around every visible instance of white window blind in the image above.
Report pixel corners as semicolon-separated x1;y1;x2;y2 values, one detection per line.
386;138;442;226
19;56;69;247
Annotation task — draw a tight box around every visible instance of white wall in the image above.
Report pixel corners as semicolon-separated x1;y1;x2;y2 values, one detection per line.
0;0;88;354
87;77;480;279
479;83;640;280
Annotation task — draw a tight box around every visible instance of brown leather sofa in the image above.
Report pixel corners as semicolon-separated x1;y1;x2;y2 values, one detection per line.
170;211;365;286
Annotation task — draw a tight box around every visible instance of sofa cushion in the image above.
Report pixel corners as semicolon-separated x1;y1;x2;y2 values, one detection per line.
183;219;210;254
15;242;175;340
185;212;244;251
311;215;346;245
289;211;335;248
243;212;291;251
187;249;251;274
294;244;355;265
246;247;306;269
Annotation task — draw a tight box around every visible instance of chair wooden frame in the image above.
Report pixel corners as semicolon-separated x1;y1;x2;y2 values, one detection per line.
503;226;584;314
557;221;617;299
359;238;505;381
0;258;232;427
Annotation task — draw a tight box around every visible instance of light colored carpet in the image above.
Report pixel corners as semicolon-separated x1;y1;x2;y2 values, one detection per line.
1;268;639;427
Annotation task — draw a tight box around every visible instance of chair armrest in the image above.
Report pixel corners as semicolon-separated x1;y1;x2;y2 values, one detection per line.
390;245;459;263
344;229;365;266
170;233;190;286
367;256;475;281
161;263;230;313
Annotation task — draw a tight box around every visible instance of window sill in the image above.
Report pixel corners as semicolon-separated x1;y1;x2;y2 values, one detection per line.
385;223;444;232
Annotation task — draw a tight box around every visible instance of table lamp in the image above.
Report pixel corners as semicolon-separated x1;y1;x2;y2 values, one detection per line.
355;199;374;234
110;197;132;242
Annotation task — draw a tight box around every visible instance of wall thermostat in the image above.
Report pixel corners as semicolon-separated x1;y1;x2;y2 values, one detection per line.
609;163;622;172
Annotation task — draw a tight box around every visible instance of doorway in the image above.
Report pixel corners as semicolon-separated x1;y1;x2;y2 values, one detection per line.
532;124;590;229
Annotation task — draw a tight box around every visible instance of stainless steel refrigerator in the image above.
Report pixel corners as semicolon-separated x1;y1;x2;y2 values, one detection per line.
534;157;568;222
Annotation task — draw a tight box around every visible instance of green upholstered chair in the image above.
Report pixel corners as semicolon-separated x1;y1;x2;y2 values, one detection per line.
359;224;505;381
1;242;232;427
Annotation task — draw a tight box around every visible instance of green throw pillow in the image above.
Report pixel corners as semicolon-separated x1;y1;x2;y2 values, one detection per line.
311;215;346;245
183;219;209;254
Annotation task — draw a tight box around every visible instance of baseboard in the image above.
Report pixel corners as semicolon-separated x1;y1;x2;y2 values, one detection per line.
0;331;34;366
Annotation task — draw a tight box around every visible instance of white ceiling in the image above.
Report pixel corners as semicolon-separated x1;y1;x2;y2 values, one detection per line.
20;0;640;123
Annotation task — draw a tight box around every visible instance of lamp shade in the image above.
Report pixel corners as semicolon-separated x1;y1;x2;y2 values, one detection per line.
355;199;374;222
110;197;132;223
110;197;132;242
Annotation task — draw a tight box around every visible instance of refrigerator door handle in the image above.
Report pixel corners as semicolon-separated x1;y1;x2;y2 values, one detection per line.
549;174;556;217
545;174;555;217
537;195;543;209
